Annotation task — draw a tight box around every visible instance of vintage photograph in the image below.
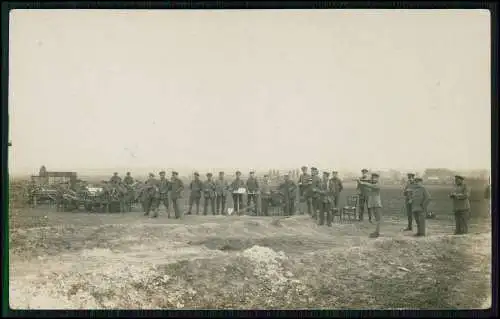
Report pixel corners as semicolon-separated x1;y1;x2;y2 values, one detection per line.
8;9;491;309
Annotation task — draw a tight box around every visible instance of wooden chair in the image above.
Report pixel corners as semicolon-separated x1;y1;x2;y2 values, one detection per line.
342;195;359;222
331;207;342;223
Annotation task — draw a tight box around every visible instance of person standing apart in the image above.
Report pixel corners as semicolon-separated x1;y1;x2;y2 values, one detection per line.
203;173;217;215
231;171;245;215
215;171;229;215
188;172;203;215
260;174;272;216
170;171;185;219
246;171;260;215
409;177;431;237
403;173;416;231
298;166;313;215
356;169;372;222
329;170;343;209
450;175;471;235
358;173;383;238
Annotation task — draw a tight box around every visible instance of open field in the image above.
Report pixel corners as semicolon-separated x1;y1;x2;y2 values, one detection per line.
8;183;491;309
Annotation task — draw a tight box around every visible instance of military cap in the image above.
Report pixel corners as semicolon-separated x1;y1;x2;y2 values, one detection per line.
236;171;242;175
361;169;369;173
207;172;213;177
194;172;199;176
113;172;118;175
126;172;131;175
332;170;338;174
249;170;255;174
301;166;308;170
172;171;179;175
414;177;423;182
323;171;330;175
149;173;154;177
371;173;380;177
159;171;166;175
219;171;224;174
454;175;465;180
407;173;415;177
311;167;318;171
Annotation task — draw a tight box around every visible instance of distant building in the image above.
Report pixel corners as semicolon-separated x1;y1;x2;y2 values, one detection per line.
31;166;78;187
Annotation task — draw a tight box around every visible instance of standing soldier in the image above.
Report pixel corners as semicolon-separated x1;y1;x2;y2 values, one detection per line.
203;173;217;215
110;172;122;184
450;175;471;235
329;171;343;209
356;169;372;222
358;173;383;238
215;171;229;215
403;173;416;231
170;171;185;219
124;172;134;186
318;171;333;226
410;177;431;237
298;166;313;216
279;173;297;216
246;171;260;215
158;171;171;218
310;167;322;220
231;171;245;215
188;172;203;215
143;173;159;217
260;174;272;216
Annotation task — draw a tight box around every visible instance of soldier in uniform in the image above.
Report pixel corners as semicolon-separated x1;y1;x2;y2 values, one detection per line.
203;173;217;215
318;171;333;226
329;171;343;209
279;173;297;216
403;173;416;231
356;169;372;222
409;177;431;237
358;173;383;238
143;173;160;217
230;171;245;215
170;171;185;219
450;175;471;235
260;174;272;216
246;171;260;215
310;167;322;220
158;171;171;218
298;166;313;215
123;172;134;186
188;172;203;215
215;171;229;215
110;172;122;184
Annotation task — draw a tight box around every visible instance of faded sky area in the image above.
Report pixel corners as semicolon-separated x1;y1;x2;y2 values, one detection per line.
8;9;491;175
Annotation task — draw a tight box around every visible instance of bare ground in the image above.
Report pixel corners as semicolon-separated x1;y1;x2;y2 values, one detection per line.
8;185;491;310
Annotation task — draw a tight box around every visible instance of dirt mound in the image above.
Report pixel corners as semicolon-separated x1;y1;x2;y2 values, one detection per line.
10;230;491;310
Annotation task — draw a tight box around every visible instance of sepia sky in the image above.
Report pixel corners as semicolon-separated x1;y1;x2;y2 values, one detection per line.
8;9;491;175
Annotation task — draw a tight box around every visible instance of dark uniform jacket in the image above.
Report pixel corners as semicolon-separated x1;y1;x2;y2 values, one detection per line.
279;180;297;200
329;177;343;194
158;178;171;196
170;178;184;199
451;184;471;212
410;184;431;213
246;177;260;194
261;182;272;198
215;179;229;196
311;175;322;199
203;180;216;199
123;176;134;185
190;179;204;198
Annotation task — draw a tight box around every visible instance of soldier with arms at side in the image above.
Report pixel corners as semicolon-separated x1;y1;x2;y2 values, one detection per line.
329;170;343;209
298;166;313;215
279;173;297;216
450;175;471;235
188;172;203;215
246;171;260;215
260;174;272;216
318;171;333;226
215;171;229;215
403;173;416;231
409;177;431;237
203;173;217;215
158;171;171;218
110;172;122;184
170;171;185;219
310;167;322;220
